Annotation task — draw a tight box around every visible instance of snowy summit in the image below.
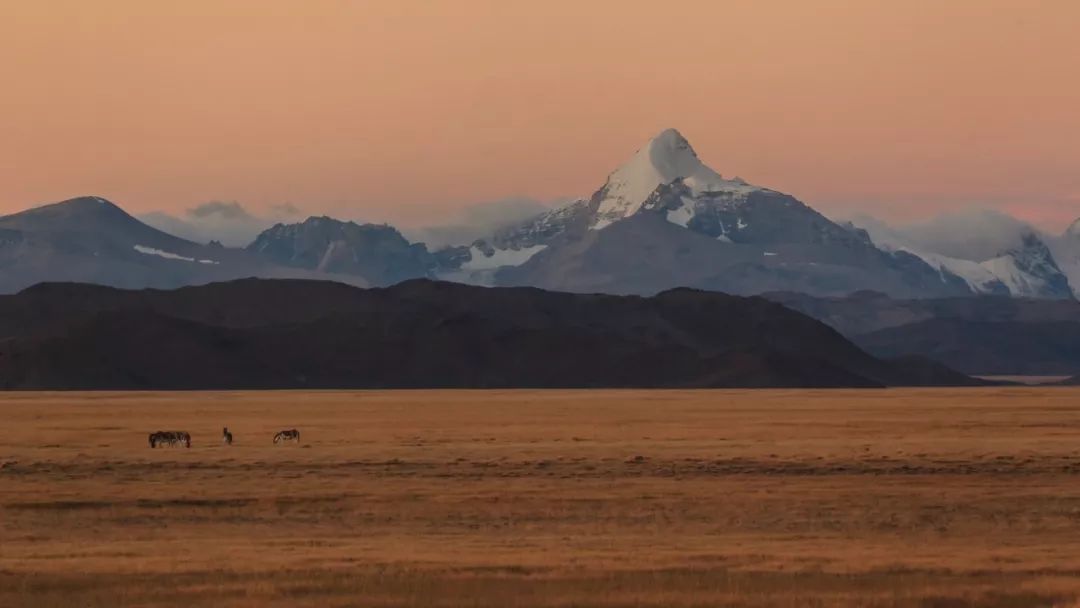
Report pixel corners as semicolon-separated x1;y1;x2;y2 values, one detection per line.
595;128;762;225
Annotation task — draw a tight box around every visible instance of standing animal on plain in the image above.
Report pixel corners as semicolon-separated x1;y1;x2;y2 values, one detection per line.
222;427;233;446
273;429;300;445
148;431;191;448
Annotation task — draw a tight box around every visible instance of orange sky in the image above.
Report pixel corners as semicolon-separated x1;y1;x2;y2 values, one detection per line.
2;0;1079;229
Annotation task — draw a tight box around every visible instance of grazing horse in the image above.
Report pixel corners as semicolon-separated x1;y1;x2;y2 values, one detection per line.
222;427;233;446
148;431;191;448
273;429;300;444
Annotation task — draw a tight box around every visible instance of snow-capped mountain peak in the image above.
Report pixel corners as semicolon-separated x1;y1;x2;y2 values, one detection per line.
595;128;762;223
980;233;1073;299
432;129;1072;300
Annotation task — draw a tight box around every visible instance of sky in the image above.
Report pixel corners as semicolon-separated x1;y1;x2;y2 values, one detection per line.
1;0;1079;230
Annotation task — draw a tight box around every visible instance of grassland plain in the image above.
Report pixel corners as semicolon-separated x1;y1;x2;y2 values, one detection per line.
2;388;1080;607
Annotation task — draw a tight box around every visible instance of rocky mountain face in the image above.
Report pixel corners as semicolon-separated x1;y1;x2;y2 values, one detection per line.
434;129;988;298
247;217;435;286
0;278;984;390
0;196;353;293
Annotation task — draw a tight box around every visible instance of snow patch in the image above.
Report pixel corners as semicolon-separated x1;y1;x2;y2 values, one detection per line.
134;245;219;265
438;244;548;288
858;223;1005;292
665;202;694;228
929;252;999;289
460;244;547;272
764;252;778;257
877;243;1002;292
981;255;1040;295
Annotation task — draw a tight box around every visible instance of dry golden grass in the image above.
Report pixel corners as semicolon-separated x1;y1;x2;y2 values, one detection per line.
2;388;1080;607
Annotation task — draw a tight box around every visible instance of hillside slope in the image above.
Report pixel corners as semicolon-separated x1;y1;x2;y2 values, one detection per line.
0;279;980;390
768;291;1080;375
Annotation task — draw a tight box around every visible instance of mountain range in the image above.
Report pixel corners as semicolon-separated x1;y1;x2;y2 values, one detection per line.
0;279;983;390
0;196;366;294
1;129;1077;300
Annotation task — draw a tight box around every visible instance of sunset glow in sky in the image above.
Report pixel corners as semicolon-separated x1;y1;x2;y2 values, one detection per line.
2;1;1079;229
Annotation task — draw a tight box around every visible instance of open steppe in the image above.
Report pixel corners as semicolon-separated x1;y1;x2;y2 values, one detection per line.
2;388;1080;607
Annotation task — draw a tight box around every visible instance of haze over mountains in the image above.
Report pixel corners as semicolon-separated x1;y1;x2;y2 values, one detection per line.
2;129;1078;301
139;200;304;248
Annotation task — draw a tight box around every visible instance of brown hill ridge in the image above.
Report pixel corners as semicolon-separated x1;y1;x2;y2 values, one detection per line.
0;279;985;390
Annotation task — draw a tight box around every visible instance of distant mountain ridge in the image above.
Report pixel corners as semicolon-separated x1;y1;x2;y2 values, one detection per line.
857;220;1073;300
2;129;1078;299
247;216;437;286
0;196;364;293
179;128;1074;299
0;279;984;389
768;290;1080;375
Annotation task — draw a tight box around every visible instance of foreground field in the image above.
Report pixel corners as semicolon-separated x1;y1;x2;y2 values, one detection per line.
2;389;1080;607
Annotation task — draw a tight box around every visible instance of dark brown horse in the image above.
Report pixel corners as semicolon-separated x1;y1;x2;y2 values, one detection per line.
149;431;191;448
273;429;300;444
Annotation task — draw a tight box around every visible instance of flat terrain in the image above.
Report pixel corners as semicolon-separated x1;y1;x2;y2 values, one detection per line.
974;375;1072;385
2;389;1080;607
